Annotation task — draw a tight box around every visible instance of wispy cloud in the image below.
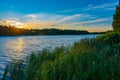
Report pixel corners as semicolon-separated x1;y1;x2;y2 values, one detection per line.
23;13;94;24
70;17;112;28
78;17;112;25
25;14;37;18
24;13;64;23
57;2;117;13
91;3;116;9
0;11;113;32
83;2;117;11
58;14;91;23
57;9;76;13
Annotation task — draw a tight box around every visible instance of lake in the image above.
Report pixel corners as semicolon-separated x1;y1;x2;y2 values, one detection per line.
0;35;98;78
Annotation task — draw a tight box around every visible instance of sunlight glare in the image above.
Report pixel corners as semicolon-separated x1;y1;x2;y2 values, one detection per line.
2;20;25;28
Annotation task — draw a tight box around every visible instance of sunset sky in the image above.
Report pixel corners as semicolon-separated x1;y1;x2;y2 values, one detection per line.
0;0;118;32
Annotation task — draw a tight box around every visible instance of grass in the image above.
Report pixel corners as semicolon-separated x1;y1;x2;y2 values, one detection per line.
2;32;120;80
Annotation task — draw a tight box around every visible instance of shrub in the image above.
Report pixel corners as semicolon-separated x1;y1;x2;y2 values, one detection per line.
96;32;120;45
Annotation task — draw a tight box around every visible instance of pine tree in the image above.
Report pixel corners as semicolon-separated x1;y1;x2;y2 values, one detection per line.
112;0;120;33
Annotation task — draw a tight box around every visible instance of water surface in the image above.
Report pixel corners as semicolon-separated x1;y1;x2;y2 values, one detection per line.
0;35;98;78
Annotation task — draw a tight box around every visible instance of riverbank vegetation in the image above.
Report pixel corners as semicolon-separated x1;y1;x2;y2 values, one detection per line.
0;25;105;36
2;32;120;80
2;0;120;80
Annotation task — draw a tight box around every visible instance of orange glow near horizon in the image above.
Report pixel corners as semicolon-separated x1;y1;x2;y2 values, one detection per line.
1;20;26;29
0;20;112;32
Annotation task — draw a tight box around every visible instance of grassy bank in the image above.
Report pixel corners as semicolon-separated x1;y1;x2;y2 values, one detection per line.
3;32;120;80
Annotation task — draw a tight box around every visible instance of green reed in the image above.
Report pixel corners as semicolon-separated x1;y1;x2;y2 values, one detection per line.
3;32;120;80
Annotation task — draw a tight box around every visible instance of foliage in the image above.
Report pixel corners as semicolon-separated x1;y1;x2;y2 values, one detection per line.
96;32;120;45
0;25;91;36
112;0;120;33
2;32;120;80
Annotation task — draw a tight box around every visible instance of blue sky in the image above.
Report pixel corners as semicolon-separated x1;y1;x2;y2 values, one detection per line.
0;0;118;32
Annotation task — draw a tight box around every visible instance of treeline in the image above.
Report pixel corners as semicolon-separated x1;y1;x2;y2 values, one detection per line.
0;25;104;36
0;25;32;35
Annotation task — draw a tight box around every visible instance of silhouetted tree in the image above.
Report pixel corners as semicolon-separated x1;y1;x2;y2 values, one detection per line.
0;25;105;36
112;0;120;33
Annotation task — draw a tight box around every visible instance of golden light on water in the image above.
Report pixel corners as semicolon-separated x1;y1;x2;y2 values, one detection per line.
15;38;25;54
5;38;26;59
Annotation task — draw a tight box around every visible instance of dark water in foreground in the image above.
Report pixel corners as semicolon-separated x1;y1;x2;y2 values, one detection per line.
0;35;98;78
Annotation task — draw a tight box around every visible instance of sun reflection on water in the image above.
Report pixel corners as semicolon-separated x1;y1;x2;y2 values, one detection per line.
5;38;26;59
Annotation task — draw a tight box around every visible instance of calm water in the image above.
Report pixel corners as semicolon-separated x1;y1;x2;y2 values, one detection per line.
0;35;98;78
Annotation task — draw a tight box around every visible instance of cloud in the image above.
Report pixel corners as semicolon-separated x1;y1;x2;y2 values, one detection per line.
88;4;94;7
2;20;25;28
58;14;92;23
22;13;94;29
105;8;115;10
58;14;82;23
0;11;112;32
57;2;117;13
73;17;112;26
0;11;24;22
25;14;37;18
57;8;79;13
82;17;112;24
91;3;116;9
24;13;64;23
83;2;117;11
24;13;92;24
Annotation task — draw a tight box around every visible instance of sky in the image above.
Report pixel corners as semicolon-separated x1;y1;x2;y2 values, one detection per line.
0;0;119;32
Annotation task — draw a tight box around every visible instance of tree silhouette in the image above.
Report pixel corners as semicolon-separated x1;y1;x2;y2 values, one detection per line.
0;25;91;35
112;0;120;33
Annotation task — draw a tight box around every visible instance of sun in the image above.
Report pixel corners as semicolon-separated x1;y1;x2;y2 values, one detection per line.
14;22;24;28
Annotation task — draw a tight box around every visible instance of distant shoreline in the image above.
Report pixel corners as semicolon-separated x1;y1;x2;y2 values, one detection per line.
0;25;106;36
0;33;102;36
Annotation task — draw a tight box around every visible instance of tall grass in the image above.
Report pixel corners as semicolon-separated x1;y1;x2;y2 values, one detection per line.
2;32;120;80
